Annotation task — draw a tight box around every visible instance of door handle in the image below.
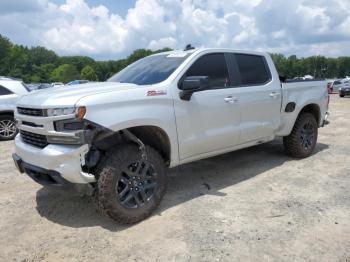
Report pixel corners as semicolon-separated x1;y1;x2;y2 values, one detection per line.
269;92;280;98
224;96;238;103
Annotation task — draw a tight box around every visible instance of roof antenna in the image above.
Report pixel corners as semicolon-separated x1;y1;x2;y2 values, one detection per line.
184;44;195;51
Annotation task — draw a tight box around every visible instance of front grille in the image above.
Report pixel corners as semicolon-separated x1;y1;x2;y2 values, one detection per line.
20;130;48;148
17;107;45;117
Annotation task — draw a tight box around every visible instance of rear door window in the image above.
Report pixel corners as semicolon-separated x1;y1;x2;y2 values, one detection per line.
235;54;271;86
0;85;13;96
185;53;230;89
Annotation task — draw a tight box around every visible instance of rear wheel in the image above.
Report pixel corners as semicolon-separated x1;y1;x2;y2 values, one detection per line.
0;115;17;141
339;94;345;97
283;113;318;158
94;144;167;224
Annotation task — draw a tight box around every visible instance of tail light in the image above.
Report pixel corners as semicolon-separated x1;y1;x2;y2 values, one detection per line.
327;95;330;109
326;84;330;110
327;82;332;94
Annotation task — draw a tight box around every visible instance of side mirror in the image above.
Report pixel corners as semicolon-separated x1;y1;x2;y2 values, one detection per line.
179;76;209;101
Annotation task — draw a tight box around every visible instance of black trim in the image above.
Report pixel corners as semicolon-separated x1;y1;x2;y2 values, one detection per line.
20;130;48;148
12;153;24;173
22;121;44;128
17;107;46;117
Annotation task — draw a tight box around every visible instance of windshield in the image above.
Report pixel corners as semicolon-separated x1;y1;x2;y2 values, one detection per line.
108;53;189;85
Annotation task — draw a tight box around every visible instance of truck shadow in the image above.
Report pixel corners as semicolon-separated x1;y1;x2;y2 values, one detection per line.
35;138;329;231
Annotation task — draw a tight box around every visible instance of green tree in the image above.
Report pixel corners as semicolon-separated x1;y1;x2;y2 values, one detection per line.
81;65;98;81
29;47;58;66
0;34;12;75
50;64;80;83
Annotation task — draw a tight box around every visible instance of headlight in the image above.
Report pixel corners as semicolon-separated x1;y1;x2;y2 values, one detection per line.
46;106;86;119
46;107;75;117
339;88;342;91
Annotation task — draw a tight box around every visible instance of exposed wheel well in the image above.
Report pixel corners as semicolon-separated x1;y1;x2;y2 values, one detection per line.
128;126;171;165
93;125;171;166
299;104;320;125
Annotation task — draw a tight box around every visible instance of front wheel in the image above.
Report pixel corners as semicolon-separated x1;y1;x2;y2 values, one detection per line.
339;94;345;97
0;115;18;141
94;144;167;224
283;113;318;158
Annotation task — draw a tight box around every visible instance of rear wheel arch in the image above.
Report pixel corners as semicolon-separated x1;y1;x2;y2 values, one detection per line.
297;104;321;126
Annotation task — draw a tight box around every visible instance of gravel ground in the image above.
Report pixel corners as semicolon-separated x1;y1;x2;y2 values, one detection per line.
0;95;349;262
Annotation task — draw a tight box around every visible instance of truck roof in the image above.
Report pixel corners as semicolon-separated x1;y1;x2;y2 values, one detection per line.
151;48;268;57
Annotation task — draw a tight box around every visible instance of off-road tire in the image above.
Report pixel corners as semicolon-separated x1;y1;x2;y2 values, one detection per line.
283;113;318;158
0;115;18;141
94;143;167;224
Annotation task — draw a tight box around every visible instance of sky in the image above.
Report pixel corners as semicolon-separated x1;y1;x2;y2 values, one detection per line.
0;0;349;60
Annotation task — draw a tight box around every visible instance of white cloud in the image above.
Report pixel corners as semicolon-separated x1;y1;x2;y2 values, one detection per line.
147;37;177;50
0;0;349;59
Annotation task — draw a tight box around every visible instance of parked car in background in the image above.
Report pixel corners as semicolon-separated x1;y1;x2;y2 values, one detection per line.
51;82;64;87
331;79;350;93
67;80;89;85
339;83;350;97
25;83;41;91
37;83;52;90
0;77;29;140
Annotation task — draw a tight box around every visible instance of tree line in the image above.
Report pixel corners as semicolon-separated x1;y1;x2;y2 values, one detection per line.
0;34;349;83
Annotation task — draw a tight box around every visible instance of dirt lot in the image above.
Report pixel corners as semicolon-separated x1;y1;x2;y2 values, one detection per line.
0;95;349;262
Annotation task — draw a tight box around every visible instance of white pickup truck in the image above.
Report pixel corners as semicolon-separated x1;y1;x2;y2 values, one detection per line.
12;48;329;224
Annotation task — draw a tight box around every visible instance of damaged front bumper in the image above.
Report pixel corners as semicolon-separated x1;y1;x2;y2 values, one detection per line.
13;135;96;186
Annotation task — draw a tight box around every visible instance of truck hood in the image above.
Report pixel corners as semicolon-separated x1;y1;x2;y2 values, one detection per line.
17;82;139;107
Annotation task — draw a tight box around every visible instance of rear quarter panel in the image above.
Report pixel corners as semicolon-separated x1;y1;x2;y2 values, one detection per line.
276;81;328;136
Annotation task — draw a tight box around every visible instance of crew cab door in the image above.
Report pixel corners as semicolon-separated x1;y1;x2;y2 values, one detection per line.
228;53;282;143
173;53;241;160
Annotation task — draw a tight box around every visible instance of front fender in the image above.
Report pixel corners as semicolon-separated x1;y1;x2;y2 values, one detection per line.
76;90;180;166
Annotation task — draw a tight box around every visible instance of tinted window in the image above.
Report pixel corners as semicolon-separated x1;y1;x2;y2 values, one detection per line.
108;54;189;85
334;80;342;85
0;85;13;96
185;53;229;88
235;54;271;85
